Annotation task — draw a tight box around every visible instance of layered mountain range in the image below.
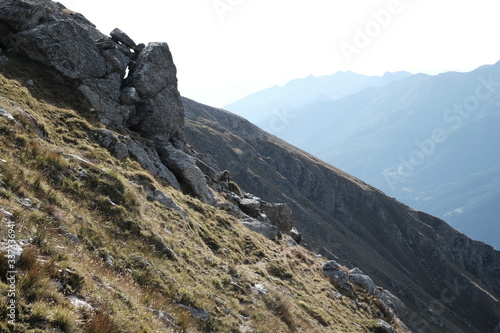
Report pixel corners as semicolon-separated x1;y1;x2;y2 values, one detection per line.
225;66;500;251
0;1;499;332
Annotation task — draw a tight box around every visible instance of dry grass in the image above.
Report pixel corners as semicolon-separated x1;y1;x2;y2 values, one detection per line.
0;56;408;333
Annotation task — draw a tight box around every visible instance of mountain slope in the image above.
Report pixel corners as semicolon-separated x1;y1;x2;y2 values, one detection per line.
252;64;500;250
183;97;500;333
223;71;412;126
0;1;414;332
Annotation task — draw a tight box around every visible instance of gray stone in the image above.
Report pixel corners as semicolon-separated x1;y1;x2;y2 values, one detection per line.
132;85;184;140
349;273;379;295
158;143;216;205
78;81;134;127
0;0;47;32
101;48;130;76
371;319;397;333
260;202;293;231
322;260;350;290
12;19;107;79
178;304;209;322
95;129;181;189
240;217;278;240
120;87;140;105
0;107;14;120
238;197;260;217
130;42;178;97
110;28;138;51
0;55;8;65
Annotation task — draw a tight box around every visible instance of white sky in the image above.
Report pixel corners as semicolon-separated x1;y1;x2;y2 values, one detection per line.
57;0;500;107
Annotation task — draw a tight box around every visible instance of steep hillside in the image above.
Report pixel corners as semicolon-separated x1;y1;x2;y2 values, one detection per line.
227;66;500;250
0;1;412;332
183;98;500;333
1;1;499;333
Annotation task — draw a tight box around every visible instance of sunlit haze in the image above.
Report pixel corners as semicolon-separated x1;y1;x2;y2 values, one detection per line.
58;0;500;107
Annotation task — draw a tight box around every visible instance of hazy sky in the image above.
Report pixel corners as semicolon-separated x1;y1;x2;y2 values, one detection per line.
57;0;500;107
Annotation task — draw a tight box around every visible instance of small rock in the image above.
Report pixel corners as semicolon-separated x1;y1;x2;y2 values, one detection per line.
17;197;33;207
120;87;140;105
26;79;34;86
110;28;138;51
68;295;94;311
178;304;209;322
0;107;14;120
252;284;268;295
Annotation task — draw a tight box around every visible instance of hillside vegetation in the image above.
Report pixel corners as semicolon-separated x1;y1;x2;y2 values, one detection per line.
0;53;405;332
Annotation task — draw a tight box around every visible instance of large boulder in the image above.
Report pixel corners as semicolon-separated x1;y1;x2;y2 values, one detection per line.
11;19;107;79
127;42;184;141
260;202;293;231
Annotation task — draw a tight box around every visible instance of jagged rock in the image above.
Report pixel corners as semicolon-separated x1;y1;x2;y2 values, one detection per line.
260;202;293;231
120;87;140;105
131;84;185;140
149;308;175;327
178;304;209;322
157;143;216;205
349;272;379;295
129;42;177;97
0;107;14;120
12;20;107;79
127;42;184;141
101;48;130;76
110;28;138;51
0;0;48;32
372;320;397;333
322;260;350;290
379;289;406;317
153;235;177;261
129;254;154;270
238;197;261;217
240;216;278;240
68;295;94;311
95;129;181;189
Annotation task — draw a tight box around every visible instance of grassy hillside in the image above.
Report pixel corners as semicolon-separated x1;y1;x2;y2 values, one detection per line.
0;55;405;332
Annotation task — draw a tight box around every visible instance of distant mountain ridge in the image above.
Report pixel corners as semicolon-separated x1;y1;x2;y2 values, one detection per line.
223;70;412;127
226;64;500;250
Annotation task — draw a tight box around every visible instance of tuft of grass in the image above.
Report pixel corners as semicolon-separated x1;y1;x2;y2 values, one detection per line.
51;305;76;332
85;312;118;333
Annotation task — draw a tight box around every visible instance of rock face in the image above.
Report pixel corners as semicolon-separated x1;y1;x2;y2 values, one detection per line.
183;96;500;333
0;0;293;237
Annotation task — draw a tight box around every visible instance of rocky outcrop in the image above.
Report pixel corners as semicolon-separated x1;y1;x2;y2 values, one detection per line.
0;0;296;239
